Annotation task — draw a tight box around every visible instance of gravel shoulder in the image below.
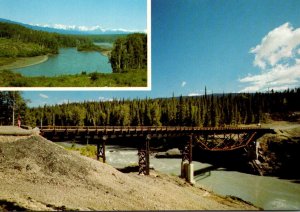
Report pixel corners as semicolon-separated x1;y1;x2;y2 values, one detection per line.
0;135;258;210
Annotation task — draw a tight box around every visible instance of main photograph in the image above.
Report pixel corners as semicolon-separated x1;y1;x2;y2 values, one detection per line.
0;0;149;88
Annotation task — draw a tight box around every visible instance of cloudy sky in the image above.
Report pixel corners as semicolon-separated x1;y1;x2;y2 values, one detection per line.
0;0;147;32
239;22;300;92
3;0;300;107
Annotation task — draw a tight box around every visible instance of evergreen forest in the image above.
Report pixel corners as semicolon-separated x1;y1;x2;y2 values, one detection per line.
1;89;299;127
0;22;92;57
110;33;147;73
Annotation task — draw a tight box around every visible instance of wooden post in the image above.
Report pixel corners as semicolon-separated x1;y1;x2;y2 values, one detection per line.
138;134;151;175
102;137;106;163
96;142;100;160
145;134;150;175
97;135;107;163
189;134;193;164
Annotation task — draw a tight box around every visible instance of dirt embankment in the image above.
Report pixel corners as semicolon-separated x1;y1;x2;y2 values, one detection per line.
0;134;258;211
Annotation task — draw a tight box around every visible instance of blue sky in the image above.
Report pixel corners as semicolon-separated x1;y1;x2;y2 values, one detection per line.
0;0;147;31
11;0;300;106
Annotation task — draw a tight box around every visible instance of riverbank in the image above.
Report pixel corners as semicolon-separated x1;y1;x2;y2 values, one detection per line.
0;55;48;71
0;134;258;210
0;69;147;87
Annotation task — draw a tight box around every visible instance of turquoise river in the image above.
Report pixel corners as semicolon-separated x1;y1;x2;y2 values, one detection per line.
14;48;112;77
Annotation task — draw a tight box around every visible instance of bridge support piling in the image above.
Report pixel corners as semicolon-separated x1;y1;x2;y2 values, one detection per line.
181;134;195;184
97;135;107;163
138;135;151;175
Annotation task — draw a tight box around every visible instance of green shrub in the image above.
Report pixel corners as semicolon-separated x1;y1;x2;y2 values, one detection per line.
90;72;99;81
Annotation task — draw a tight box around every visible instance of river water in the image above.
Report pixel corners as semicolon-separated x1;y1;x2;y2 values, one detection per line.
56;142;300;210
105;145;300;210
14;47;112;77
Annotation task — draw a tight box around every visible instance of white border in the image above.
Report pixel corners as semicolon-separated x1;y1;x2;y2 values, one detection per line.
1;0;151;91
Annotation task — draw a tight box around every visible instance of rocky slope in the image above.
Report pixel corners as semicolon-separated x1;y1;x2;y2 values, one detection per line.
256;121;300;178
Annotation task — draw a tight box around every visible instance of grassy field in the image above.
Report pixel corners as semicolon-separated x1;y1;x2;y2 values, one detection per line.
65;144;97;158
0;57;17;66
0;69;147;87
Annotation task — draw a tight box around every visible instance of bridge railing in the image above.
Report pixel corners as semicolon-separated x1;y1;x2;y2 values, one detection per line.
40;125;272;133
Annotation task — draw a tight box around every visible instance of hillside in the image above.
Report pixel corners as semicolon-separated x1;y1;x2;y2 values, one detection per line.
0;133;257;210
0;21;91;62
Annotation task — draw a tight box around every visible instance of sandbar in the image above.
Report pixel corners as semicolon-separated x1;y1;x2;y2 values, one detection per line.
0;55;48;70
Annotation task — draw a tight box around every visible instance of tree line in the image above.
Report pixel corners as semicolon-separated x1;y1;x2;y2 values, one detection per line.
0;91;26;125
0;21;92;56
110;33;147;73
78;34;128;43
0;88;296;127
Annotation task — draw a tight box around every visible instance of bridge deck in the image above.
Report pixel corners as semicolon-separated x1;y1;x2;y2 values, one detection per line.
40;126;274;136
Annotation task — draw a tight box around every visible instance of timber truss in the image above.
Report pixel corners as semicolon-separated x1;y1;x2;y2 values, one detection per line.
194;131;260;151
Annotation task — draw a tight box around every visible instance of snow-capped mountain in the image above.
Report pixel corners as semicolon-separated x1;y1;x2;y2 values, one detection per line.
0;18;145;34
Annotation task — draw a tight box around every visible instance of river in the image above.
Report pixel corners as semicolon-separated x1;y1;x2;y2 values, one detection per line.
14;47;112;77
104;144;300;210
56;142;300;210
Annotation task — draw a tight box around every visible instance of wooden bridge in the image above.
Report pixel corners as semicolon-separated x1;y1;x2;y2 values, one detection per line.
40;126;275;182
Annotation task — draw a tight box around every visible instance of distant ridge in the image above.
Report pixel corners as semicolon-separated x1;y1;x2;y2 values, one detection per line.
0;18;140;35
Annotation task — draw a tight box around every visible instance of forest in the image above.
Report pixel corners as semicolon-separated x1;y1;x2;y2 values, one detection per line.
77;34;128;43
110;33;147;73
0;21;92;57
1;88;299;127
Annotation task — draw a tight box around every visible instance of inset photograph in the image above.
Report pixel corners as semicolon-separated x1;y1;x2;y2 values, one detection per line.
0;0;149;88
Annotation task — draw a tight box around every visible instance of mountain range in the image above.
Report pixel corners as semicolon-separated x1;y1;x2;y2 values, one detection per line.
0;18;142;35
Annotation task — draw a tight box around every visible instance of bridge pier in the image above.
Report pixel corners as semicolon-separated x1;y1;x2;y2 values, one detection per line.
97;135;107;163
181;134;195;184
138;135;151;175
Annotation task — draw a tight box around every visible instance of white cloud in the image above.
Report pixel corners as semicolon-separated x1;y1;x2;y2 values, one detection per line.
39;93;49;99
188;93;201;96
240;23;300;92
250;23;300;69
181;81;186;87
